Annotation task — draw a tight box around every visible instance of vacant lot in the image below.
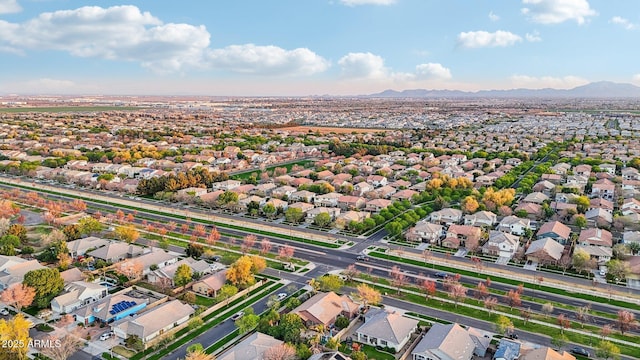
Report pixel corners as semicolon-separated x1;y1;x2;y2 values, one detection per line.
280;125;392;134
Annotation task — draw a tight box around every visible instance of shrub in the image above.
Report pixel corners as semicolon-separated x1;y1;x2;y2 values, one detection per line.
335;316;350;330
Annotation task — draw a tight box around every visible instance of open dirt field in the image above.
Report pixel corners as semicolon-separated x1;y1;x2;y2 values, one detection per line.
280;126;392;134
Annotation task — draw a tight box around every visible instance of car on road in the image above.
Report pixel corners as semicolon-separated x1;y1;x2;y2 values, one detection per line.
99;332;114;341
276;293;287;301
0;308;9;316
570;347;590;357
356;255;370;261
230;311;244;321
507;332;518;339
434;272;449;278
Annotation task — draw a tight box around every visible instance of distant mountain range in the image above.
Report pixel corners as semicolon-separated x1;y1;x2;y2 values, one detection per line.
368;81;640;98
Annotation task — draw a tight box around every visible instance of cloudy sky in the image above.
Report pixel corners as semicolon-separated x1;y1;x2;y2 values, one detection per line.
1;0;639;95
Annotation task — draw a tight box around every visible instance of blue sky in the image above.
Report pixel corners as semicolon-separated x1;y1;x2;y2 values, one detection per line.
1;0;639;95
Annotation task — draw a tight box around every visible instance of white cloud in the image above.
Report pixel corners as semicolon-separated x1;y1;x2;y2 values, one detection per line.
207;44;329;76
415;63;452;80
340;0;396;6
24;78;76;90
610;16;637;30
489;11;500;22
0;0;21;14
525;31;542;42
338;52;388;79
457;30;522;48
521;0;596;25
633;74;640;84
0;5;330;76
510;74;589;89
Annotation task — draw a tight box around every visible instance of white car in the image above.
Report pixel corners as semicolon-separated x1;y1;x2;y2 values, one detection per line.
276;293;287;301
230;311;244;321
0;308;9;316
99;332;113;341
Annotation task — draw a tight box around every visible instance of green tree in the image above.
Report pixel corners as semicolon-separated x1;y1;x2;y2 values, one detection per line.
596;340;620;360
316;274;344;292
235;307;260;334
7;224;27;243
77;217;103;236
173;264;193;287
218;284;238;305
285;207;304;224
335;316;350;329
574;214;587;229
22;268;64;308
262;203;277;219
277;313;304;343
572;248;592;275
313;212;332;228
495;315;514;335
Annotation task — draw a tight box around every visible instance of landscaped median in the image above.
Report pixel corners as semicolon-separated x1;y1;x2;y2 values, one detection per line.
0;177;343;249
347;276;640;358
368;249;640;310
127;278;284;360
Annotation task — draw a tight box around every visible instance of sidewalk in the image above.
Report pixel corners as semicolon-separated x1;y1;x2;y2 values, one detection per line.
381;247;640;305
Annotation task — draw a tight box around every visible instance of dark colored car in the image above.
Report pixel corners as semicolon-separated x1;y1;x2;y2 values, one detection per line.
570;347;590;357
434;272;449;278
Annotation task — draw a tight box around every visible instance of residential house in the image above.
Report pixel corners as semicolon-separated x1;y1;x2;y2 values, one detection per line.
133;250;181;276
306;207;341;222
308;352;353;360
74;293;148;325
353;182;374;197
271;185;297;199
0;255;46;290
112;300;194;344
621;198;640;215
217;332;283;360
585;208;613;226
430;208;463;226
391;189;419;202
623;231;640;245
483;231;520;259
60;268;85;284
87;243;144;263
289;202;315;214
147;258;212;286
411;323;476;360
463;211;497;227
497;216;531;236
355;308;419;352
622;167;640;181
577;228;613;247
626;256;640;290
67;236;110;258
176;187;207;197
211;180;241;191
600;163;616;175
522;192;549;204
588;198;614;214
192;270;228;298
591;179;615;200
51;281;108;314
406;221;444;243
376;185;398;199
337;196;366;211
289;190;316;203
514;202;542;219
444;225;482;251
574;164;592;177
521;347;575;360
365;199;392;212
532;181;556;196
525;237;565;265
252;183;277;197
265;198;288;211
334;211;370;230
314;192;342;207
536;221;571;245
493;339;521;360
366;175;388;187
574;245;612;265
291;291;360;327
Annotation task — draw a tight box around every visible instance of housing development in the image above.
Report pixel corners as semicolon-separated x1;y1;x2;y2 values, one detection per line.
0;95;639;360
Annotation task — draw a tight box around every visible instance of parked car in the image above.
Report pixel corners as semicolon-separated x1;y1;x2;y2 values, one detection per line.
99;332;114;341
356;255;370;261
0;308;9;316
276;293;287;301
212;255;221;262
570;347;590;357
230;311;244;321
